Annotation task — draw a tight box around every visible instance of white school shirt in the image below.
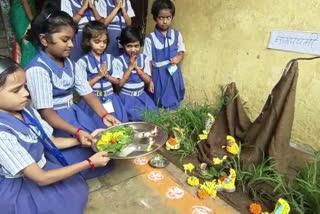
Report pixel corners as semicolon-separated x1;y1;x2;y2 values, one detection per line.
76;54;114;90
0;108;53;178
26;57;92;109
143;31;186;61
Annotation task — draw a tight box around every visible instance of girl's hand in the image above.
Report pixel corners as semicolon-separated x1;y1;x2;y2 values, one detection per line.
91;129;106;138
105;72;111;81
78;130;94;147
98;63;107;78
121;0;126;9
88;151;110;167
81;0;89;10
170;55;180;65
103;114;121;127
148;81;154;94
129;54;137;70
88;0;95;9
115;0;122;9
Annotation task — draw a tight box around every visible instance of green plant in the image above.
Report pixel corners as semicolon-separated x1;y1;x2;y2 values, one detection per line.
199;166;228;180
143;101;220;160
225;147;284;202
143;88;234;160
281;151;320;214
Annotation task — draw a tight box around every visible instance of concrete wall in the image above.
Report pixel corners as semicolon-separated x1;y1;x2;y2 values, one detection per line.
146;0;320;149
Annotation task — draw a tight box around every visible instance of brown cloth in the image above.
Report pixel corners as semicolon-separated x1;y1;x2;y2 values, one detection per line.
198;58;303;174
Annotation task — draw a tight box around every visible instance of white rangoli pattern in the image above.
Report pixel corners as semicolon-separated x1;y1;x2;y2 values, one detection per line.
191;206;214;214
166;186;185;199
134;157;148;165
148;171;164;181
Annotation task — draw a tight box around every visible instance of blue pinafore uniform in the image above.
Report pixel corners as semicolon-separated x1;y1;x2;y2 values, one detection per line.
77;52;128;126
26;51;113;179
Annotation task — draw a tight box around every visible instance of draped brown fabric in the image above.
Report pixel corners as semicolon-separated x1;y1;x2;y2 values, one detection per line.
198;59;303;174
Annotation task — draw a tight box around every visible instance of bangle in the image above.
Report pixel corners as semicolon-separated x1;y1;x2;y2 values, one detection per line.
101;112;111;122
96;17;103;22
86;158;95;171
137;69;144;76
122;75;129;81
75;128;82;141
76;10;85;17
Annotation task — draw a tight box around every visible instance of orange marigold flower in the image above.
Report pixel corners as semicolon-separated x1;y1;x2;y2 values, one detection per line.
249;203;262;214
168;137;177;145
197;189;209;199
111;137;117;144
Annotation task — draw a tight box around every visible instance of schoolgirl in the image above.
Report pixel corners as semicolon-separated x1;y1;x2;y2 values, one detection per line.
26;10;119;179
77;21;128;125
113;27;156;121
0;56;109;213
143;0;186;111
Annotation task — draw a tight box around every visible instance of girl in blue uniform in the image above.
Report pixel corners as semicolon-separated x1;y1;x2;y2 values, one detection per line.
77;21;128;125
113;27;156;121
102;0;135;57
0;57;109;214
26;10;120;179
143;0;186;111
61;0;106;61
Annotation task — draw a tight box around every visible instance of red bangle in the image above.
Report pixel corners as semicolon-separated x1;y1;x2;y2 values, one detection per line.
101;112;111;122
76;10;85;17
86;158;95;171
75;128;82;141
122;75;129;81
96;17;103;22
137;70;144;76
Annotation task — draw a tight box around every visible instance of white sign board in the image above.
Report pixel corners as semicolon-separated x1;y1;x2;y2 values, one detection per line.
268;30;320;55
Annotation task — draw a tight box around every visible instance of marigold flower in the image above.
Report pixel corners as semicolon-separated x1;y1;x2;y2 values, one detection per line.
183;163;195;174
212;155;228;165
111;137;117;144
168;137;177;145
199;130;209;140
225;135;239;155
249;203;262;214
187;176;199;186
200;181;217;198
197;189;209;199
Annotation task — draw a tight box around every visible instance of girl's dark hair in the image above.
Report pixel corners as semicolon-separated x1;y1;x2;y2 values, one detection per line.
26;9;77;47
151;0;175;20
82;21;108;53
35;0;60;14
0;56;22;87
119;27;144;46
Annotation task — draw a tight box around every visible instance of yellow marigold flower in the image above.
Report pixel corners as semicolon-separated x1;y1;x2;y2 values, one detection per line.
101;132;113;143
183;163;195;174
187;176;199;186
199;130;209;140
212;155;228;165
225;135;239;155
113;131;124;138
200;181;217;198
